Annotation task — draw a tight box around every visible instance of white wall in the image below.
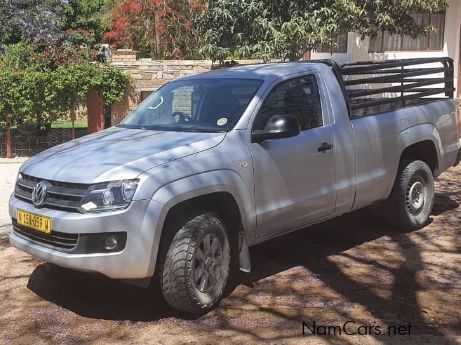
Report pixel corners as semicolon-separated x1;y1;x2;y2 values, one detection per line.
311;32;355;64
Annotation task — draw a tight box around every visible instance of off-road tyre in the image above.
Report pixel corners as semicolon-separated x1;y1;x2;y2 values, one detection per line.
159;212;231;314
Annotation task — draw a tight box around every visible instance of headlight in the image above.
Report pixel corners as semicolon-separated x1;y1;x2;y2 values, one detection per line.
80;179;139;212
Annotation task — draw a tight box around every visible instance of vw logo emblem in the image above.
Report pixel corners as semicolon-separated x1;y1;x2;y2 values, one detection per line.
31;181;48;206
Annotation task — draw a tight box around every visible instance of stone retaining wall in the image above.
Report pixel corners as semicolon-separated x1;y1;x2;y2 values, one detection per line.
110;49;261;124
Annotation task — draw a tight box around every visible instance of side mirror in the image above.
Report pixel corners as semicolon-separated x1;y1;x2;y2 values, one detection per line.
251;115;301;143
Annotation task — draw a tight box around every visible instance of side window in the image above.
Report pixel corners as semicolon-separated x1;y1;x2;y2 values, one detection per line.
253;75;323;131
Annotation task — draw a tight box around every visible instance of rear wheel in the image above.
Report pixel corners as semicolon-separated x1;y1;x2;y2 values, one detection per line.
384;160;434;231
159;212;231;314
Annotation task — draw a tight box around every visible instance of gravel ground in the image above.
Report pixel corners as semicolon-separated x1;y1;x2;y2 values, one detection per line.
0;162;459;345
0;158;26;232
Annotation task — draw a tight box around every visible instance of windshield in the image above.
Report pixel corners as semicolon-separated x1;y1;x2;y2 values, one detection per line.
120;78;262;132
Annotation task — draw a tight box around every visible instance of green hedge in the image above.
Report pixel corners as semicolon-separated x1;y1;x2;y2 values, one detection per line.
0;63;131;135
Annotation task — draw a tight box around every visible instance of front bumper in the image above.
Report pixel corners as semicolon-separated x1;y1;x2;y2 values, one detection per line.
9;196;165;279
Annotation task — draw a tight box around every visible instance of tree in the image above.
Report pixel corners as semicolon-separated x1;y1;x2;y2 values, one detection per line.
0;0;68;51
2;40;95;72
0;69;21;157
197;0;449;62
104;0;205;58
0;0;112;57
0;1;132;157
63;0;115;47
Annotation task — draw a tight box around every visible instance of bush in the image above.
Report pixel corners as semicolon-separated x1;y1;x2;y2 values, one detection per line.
0;63;131;135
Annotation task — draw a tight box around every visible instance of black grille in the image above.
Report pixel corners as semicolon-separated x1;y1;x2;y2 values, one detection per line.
15;173;88;212
12;220;79;250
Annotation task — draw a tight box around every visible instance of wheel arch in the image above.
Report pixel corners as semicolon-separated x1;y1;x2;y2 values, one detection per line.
147;170;255;277
400;140;439;174
396;123;442;173
384;125;442;199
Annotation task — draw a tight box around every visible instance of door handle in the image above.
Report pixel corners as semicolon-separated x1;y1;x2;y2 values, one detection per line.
318;142;334;152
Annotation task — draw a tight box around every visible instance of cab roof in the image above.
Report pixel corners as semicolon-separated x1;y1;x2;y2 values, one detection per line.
180;62;318;83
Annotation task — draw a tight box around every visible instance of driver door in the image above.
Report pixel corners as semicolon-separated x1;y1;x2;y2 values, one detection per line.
250;74;337;239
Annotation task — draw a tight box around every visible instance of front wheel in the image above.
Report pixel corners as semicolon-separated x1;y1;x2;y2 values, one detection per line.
384;160;434;231
160;212;231;314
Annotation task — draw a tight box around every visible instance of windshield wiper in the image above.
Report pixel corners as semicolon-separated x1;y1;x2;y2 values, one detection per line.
118;124;148;130
181;128;226;133
119;124;226;133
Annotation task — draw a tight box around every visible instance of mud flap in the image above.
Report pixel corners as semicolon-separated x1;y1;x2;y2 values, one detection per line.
121;277;152;288
454;148;461;167
238;231;251;273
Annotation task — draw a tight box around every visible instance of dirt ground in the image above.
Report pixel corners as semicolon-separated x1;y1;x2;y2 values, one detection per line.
0;166;460;345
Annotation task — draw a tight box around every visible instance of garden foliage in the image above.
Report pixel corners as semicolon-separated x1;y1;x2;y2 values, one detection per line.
0;57;131;135
104;0;205;59
0;0;131;135
0;0;452;135
197;0;449;61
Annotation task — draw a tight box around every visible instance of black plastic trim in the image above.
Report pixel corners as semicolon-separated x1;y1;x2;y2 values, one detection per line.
12;219;127;254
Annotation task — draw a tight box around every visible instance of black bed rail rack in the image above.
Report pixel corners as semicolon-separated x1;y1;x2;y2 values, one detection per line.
316;57;455;118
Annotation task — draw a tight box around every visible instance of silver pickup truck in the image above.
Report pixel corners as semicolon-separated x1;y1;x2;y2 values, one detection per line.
9;58;461;314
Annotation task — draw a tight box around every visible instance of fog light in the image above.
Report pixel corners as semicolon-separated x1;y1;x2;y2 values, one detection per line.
77;232;127;254
104;235;118;251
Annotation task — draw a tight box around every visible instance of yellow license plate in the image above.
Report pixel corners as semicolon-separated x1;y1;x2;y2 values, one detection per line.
16;210;52;235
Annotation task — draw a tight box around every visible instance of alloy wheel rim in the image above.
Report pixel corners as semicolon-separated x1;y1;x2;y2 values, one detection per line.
193;233;223;293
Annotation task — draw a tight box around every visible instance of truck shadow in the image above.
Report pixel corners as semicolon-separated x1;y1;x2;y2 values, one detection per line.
27;192;459;342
